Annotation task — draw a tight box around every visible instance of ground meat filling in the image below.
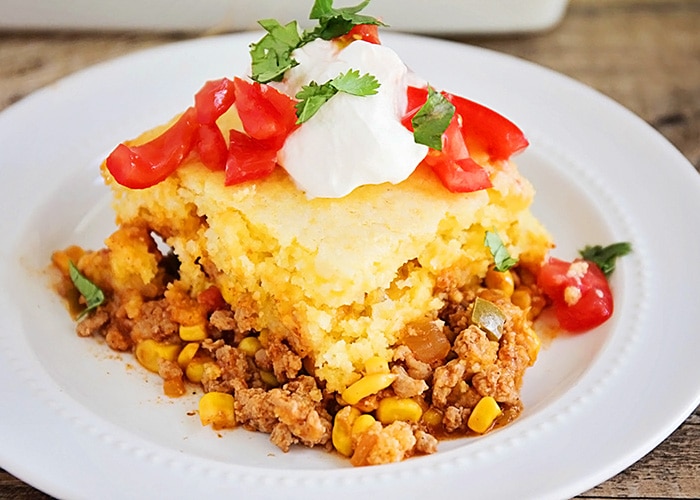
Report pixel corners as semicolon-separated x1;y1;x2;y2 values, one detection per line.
52;241;544;466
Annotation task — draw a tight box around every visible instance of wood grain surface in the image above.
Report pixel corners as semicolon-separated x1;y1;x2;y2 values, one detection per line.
1;0;698;498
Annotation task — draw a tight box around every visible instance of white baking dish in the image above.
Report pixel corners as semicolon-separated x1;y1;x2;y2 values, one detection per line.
0;0;570;34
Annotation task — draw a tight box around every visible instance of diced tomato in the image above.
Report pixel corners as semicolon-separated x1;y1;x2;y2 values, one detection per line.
232;78;298;147
402;89;492;193
195;123;228;171
537;257;614;332
105;107;198;189
194;77;236;124
225;130;279;185
444;92;528;161
424;153;492;193
337;24;382;45
401;86;429;131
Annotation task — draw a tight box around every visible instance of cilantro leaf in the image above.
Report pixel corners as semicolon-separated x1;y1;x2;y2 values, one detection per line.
411;86;455;151
250;19;303;83
485;231;518;272
579;242;632;277
329;69;380;96
307;0;385;40
295;81;338;124
295;69;381;124
68;261;105;320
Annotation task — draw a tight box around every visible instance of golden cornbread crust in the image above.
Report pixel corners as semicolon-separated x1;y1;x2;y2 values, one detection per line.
51;112;553;465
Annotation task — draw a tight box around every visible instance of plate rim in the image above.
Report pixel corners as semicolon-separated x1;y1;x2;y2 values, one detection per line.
1;31;699;500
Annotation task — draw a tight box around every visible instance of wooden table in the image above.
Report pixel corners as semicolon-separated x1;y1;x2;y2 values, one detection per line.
1;0;698;498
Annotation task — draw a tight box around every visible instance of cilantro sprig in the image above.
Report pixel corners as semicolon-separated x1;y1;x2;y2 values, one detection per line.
249;0;385;83
295;69;380;123
411;86;455;151
307;0;385;41
579;242;632;277
485;231;518;272
68;261;105;320
250;19;303;84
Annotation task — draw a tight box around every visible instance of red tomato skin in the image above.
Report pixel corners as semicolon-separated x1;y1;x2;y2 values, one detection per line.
233;78;298;145
423;152;492;193
225;130;279;185
105;107;198;189
195;123;228;171
194;77;236;124
443;92;529;161
402;86;429;131
537;257;614;333
339;24;382;45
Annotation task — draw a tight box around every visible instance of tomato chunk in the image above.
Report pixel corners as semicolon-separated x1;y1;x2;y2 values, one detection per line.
233;78;298;146
444;92;528;161
194;77;236;124
336;24;382;45
537;257;614;332
422;116;492;192
225;130;279;185
105;107;198;189
402;86;429;131
195;123;228;171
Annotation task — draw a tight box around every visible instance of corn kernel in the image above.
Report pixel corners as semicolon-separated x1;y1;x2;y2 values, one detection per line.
511;288;532;310
199;392;235;430
163;377;186;397
376;397;423;424
238;336;262;357
177;342;199;369
185;357;217;383
363;356;390;375
485;269;515;298
258;328;270;347
351;414;376;436
468;396;502;434
135;339;181;373
341;373;397;405
178;323;208;342
332;406;361;457
422;407;443;427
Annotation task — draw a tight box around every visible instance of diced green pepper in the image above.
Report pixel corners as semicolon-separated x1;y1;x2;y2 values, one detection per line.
471;297;506;341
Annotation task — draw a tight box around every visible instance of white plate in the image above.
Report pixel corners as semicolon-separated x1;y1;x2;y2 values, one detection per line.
1;32;699;500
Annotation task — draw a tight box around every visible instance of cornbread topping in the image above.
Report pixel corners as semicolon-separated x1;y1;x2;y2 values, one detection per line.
51;0;630;467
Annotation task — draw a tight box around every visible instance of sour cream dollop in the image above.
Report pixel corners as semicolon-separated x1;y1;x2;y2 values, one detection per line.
273;39;428;199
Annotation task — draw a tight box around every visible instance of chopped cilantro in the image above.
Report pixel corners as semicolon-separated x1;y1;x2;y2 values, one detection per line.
579;242;632;277
485;231;518;272
295;69;380;123
249;19;303;83
411;86;455;151
249;0;385;83
306;0;385;41
68;261;105;320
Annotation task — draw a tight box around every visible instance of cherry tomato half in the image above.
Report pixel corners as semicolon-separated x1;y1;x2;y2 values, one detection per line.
537;257;614;332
